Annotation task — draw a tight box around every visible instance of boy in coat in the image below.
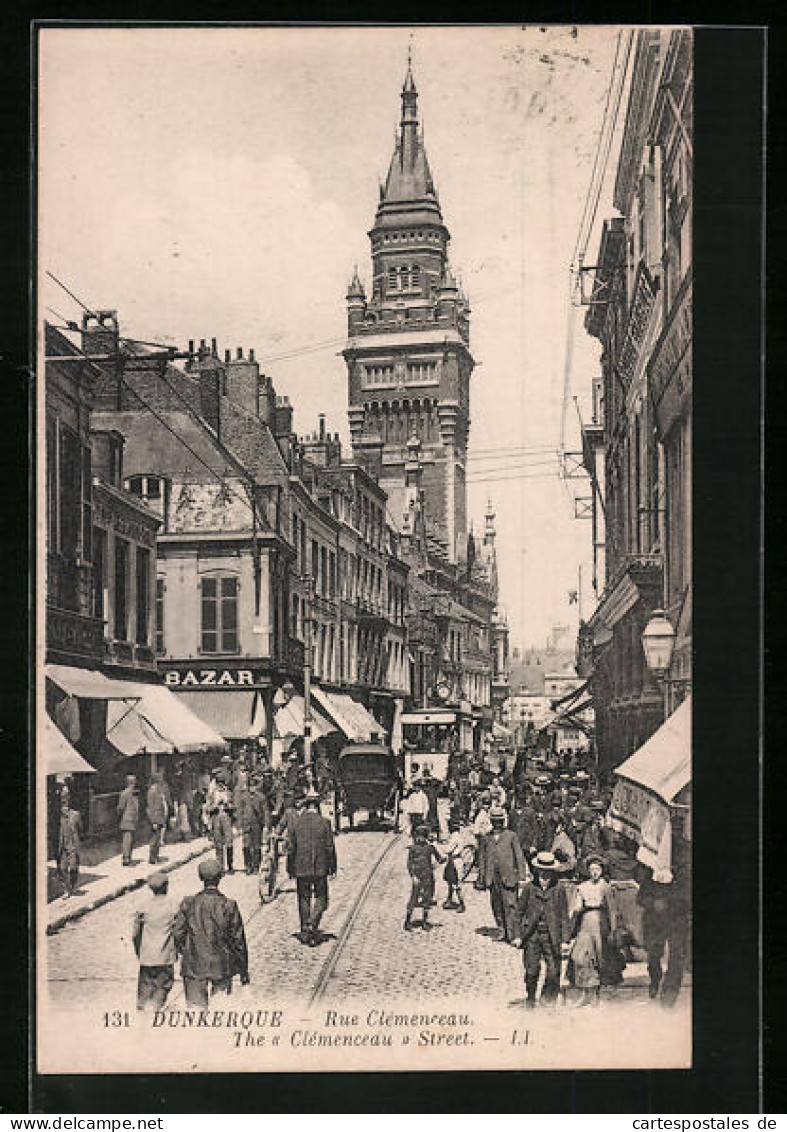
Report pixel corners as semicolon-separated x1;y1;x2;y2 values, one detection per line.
287;790;337;946
517;851;571;1008
405;825;444;931
173;857;249;1007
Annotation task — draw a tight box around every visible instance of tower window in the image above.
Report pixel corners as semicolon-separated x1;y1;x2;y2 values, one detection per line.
388;268;397;291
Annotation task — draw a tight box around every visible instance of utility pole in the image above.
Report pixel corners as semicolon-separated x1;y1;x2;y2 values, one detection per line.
303;571;313;771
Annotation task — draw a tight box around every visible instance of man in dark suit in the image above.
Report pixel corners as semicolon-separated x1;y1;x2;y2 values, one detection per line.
173;857;249;1007
481;806;529;944
146;771;169;865
287;788;337;947
517;851;571;1008
508;787;540;860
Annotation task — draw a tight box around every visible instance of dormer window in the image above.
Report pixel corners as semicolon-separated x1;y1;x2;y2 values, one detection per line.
124;474;170;523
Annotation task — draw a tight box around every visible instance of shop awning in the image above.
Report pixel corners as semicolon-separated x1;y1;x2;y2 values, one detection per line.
45;664;143;701
105;683;228;755
176;690;265;741
492;721;513;739
106;700;174;756
607;697;691;878
613;697;691;804
401;710;457;726
274;695;335;743
311;688;385;741
44;716;96;776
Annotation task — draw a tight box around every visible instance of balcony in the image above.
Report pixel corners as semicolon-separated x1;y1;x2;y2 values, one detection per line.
46;604;105;665
649;269;692;438
47;553;93;615
617;262;658;388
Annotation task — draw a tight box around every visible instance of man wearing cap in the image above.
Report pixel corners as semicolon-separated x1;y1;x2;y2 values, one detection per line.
517;852;571;1009
132;872;179;1011
146;771;169;866
481;806;529;944
117;773;140;867
287;789;337;946
173;858;249;1007
207;770;235;874
402;780;429;838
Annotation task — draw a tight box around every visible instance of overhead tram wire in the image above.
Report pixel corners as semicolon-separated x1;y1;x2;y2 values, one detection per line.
560;29;633;460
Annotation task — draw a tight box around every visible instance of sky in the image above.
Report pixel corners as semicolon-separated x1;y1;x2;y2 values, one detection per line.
39;24;625;651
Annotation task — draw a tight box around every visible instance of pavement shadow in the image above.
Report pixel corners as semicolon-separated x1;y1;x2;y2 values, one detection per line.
475;926;502;939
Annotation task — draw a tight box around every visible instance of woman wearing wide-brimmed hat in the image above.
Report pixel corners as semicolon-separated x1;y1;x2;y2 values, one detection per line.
568;852;622;1006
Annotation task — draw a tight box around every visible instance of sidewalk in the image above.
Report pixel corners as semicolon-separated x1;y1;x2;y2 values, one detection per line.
46;833;218;935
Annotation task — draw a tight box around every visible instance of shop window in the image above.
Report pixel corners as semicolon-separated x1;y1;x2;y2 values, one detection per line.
201;575;239;653
92;527;106;620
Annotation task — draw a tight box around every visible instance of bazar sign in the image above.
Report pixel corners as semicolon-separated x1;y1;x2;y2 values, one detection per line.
164;668;260;687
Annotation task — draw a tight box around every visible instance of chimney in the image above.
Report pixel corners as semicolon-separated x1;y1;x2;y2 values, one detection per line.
81;309;119;358
257;372;276;427
274;395;293;439
198;354;222;437
319;413;326;440
225;347;260;417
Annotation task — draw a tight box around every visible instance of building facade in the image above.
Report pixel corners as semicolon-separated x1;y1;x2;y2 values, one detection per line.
342;63;506;752
85;318;410;759
344;62;474;565
580;29;692;775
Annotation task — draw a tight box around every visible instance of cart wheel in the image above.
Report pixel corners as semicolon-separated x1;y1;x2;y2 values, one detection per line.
459;844;477;882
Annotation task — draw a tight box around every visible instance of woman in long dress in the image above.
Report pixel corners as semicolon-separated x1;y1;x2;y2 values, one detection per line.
569;854;618;1006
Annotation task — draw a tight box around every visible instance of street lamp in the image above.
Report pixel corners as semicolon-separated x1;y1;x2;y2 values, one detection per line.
641;608;676;681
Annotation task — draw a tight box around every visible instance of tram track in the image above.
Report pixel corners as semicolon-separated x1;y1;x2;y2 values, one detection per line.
308;831;402;1007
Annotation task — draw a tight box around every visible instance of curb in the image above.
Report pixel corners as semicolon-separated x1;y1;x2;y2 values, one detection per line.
46;839;215;936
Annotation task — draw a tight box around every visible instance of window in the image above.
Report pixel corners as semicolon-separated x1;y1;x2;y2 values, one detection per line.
46;418;58;550
329;551;336;598
155;577;165;654
58;426;81;559
92;527;106;620
81;446;92;562
201;575;239;653
311;539;319;584
114;537;129;641
135;548;150;645
388;267;397;291
412;265;421;289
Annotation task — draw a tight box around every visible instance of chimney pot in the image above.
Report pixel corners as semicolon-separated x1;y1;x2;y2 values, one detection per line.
249;348;255;362
188;339;195;354
319;413;326;440
211;337;217;355
225;349;231;363
237;347;243;360
200;339;206;350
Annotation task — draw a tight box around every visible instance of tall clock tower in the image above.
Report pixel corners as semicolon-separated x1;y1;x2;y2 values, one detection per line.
344;61;474;563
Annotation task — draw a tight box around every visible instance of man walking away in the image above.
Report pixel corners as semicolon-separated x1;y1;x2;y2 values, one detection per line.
402;781;429;838
517;851;571;1009
173;858;249;1007
132;872;179;1011
207;770;235;874
118;774;140;866
146;771;169;865
481;806;528;944
287;789;337;947
57;797;82;899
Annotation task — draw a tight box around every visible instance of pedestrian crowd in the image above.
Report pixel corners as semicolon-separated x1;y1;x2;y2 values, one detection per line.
400;750;690;1011
114;744;687;1015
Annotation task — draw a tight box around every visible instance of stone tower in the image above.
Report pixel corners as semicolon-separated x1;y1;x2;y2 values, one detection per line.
344;60;474;563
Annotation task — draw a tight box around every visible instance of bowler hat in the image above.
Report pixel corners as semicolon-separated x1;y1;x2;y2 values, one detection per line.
531;851;560;873
147;871;168;893
198;858;223;883
490;805;506;823
415;823;430;837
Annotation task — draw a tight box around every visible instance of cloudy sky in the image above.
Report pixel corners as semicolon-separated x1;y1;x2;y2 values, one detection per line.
39;24;624;650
